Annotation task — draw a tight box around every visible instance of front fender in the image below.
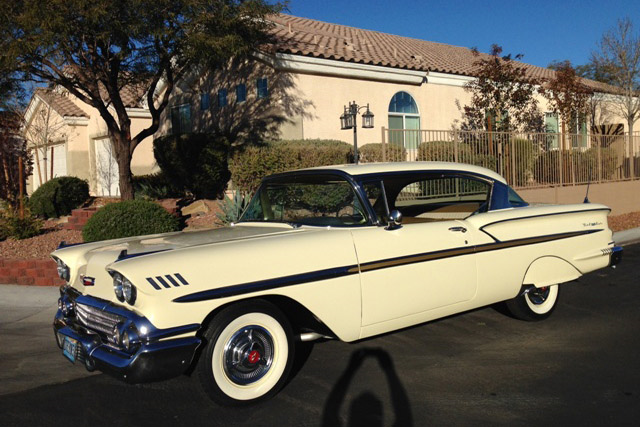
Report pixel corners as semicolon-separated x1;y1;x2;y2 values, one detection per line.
522;256;581;288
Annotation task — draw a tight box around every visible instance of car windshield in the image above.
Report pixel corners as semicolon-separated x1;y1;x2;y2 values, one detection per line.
239;174;368;227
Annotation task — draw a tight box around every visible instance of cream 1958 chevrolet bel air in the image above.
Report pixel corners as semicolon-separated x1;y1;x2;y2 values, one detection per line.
52;162;622;405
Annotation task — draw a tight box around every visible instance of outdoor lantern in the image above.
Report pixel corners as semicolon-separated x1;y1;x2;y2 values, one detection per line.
339;100;374;165
340;109;350;130
362;104;374;128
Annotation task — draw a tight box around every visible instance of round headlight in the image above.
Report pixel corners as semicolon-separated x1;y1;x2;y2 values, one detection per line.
122;277;136;305
55;258;70;282
113;273;124;301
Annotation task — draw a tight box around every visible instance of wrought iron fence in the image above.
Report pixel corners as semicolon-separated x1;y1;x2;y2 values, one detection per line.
379;127;640;189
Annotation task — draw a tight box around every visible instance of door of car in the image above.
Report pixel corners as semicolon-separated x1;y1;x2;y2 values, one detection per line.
351;173;491;328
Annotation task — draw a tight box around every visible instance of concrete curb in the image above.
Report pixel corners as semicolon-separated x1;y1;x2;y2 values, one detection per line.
613;227;640;246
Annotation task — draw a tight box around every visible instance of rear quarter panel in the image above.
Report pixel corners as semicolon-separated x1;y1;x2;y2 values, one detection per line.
465;203;613;305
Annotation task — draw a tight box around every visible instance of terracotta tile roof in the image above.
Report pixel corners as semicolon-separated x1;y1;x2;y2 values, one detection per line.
34;89;88;118
102;83;147;109
269;14;615;93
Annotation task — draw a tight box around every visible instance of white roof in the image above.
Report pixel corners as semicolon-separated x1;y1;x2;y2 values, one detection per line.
302;162;507;184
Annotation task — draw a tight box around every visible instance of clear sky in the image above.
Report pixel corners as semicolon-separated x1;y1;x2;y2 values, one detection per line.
287;0;640;69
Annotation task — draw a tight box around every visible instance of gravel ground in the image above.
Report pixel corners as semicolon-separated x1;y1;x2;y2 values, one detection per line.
2;208;639;260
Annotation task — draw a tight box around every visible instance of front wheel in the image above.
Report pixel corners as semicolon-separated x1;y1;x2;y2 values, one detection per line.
504;285;560;321
195;300;295;405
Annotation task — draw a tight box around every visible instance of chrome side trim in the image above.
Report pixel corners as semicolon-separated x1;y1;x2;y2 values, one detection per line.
174;229;600;303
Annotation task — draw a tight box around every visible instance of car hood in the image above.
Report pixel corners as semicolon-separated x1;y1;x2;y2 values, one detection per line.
53;223;308;297
86;223;302;257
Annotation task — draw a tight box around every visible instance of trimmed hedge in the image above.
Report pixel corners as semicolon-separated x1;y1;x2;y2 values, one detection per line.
28;176;89;218
82;200;180;242
533;147;618;184
504;138;537;187
229;139;352;192
358;143;407;163
417;141;498;171
153;133;230;199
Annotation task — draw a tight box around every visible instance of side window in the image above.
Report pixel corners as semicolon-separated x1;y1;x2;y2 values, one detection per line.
217;89;228;107
385;174;491;222
362;181;388;225
200;93;210;110
235;84;246;103
256;78;268;99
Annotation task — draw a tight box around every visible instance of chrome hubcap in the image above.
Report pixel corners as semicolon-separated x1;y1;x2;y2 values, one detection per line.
528;286;550;305
223;325;274;385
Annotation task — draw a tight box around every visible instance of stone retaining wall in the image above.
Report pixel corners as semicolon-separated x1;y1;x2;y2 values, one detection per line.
0;259;65;287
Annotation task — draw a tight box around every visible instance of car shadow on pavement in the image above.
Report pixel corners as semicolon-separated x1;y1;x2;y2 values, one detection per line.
321;347;413;427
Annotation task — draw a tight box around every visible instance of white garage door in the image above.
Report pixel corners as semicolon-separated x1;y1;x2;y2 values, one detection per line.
32;143;67;190
95;138;120;197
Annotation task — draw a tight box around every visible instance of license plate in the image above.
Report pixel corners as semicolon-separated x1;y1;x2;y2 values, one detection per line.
62;336;78;363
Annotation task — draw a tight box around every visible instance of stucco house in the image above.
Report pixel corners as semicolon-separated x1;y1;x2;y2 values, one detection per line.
157;14;630;152
23;87;158;197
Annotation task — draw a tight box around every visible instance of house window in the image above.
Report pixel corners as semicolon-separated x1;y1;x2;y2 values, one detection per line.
200;93;210;111
171;104;192;134
545;112;559;150
257;78;268;99
217;89;228;107
388;91;420;150
570;112;588;148
236;84;247;103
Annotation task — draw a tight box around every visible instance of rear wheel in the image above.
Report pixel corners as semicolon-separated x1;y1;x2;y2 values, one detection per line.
196;301;294;405
504;285;560;321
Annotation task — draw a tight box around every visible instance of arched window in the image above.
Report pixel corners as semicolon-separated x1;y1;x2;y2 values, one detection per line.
388;92;421;149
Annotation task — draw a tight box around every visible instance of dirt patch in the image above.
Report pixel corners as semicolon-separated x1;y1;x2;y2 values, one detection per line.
608;211;640;232
0;221;83;259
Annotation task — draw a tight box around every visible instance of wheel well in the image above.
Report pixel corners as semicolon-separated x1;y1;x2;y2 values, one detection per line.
522;256;581;288
197;295;336;340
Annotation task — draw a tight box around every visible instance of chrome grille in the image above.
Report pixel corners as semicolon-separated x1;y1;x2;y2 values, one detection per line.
75;303;123;338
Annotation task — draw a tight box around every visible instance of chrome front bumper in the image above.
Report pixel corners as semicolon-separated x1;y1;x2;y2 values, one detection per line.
53;286;201;383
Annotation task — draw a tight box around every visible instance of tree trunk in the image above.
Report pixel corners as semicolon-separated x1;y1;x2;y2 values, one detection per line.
628;118;635;178
111;133;135;200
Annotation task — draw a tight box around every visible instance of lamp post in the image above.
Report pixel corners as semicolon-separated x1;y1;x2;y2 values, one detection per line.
340;101;374;164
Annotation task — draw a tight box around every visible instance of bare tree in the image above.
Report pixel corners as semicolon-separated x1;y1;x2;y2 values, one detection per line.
591;17;640;175
95;138;119;197
23;97;67;186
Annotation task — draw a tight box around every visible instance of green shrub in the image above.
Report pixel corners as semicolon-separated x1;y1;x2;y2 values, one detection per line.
133;172;186;200
358;143;407;163
417;141;498;171
0;207;42;240
417;140;473;162
229;139;352;192
533;148;618;184
83;200;180;242
153;133;230;199
503;138;537;187
28;176;89;218
215;191;252;225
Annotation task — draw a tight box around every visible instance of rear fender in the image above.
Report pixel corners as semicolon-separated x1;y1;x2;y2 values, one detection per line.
522;256;581;288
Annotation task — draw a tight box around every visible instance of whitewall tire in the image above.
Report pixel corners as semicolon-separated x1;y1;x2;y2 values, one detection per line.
196;301;294;405
504;285;560;321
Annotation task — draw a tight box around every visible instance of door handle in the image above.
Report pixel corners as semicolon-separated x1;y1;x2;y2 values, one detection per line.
448;226;467;233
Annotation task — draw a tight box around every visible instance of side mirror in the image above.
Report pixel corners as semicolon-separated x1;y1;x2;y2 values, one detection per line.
386;210;403;230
